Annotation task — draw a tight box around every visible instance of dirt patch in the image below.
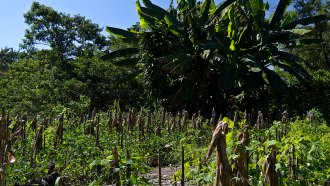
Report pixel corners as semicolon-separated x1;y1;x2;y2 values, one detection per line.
145;166;181;185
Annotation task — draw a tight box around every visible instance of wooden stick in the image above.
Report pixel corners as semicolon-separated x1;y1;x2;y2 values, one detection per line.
158;151;162;186
181;146;184;186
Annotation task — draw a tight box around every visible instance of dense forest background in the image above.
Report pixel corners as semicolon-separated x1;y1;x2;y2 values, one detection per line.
0;0;329;120
1;0;330;185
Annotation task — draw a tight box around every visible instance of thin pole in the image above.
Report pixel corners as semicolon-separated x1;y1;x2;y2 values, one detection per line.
181;146;184;186
158;152;162;186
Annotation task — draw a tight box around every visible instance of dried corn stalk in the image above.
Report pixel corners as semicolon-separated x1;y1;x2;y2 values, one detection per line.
54;113;64;147
113;145;120;186
31;125;44;166
206;121;232;186
191;113;196;129
197;111;203;129
263;148;277;186
211;108;217;130
234;125;249;186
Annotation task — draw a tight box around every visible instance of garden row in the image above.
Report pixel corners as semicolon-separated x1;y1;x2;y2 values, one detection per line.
0;108;329;185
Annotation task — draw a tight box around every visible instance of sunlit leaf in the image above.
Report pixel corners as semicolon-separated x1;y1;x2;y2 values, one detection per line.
222;117;234;128
106;27;137;38
209;0;236;24
130;174;138;184
288;28;311;35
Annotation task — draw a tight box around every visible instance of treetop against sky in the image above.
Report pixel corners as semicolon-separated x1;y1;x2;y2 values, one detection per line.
0;0;279;50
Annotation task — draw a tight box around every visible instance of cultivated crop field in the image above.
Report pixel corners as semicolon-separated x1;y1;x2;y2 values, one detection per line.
1;108;329;185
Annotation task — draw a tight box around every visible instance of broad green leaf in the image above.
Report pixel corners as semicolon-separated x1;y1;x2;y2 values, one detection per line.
208;0;236;24
276;63;309;82
264;140;277;148
89;159;100;170
106;27;137;38
288;28;311;35
200;0;214;24
218;63;236;90
201;0;216;15
115;69;143;85
113;58;140;67
238;26;247;43
275;50;303;62
130;175;138;184
142;0;167;13
294;38;324;46
227;7;236;39
268;0;292;28
281;14;327;29
222;117;234;128
274;51;311;80
164;14;184;35
264;69;287;94
101;48;139;61
249;0;262;16
180;81;196;100
229;40;235;51
137;10;156;28
280;11;295;28
178;0;189;12
226;132;233;143
242;56;262;72
138;3;165;20
136;1;156;28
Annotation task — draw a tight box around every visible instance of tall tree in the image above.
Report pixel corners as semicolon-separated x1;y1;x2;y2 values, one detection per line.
0;47;19;76
21;2;107;65
293;0;330;70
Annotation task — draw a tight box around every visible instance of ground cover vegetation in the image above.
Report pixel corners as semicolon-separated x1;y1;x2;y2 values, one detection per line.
0;0;329;185
1;108;330;185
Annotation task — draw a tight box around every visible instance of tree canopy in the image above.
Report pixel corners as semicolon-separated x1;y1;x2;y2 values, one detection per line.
103;0;328;115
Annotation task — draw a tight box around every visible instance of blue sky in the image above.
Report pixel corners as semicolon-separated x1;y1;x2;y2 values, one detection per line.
0;0;277;50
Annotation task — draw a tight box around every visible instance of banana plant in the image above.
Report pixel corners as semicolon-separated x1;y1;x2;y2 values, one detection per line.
103;0;236;111
102;0;327;113
226;0;327;93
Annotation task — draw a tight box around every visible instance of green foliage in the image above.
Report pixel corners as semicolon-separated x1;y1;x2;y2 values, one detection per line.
3;106;330;185
288;70;330;122
103;0;326;116
0;57;58;114
0;3;146;115
22;2;107;62
4;109;212;185
0;47;19;75
177;116;330;185
291;0;330;70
